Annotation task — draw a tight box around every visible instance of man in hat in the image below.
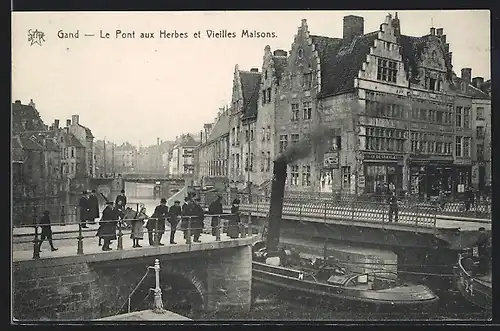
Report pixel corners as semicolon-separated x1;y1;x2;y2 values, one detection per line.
115;189;127;209
149;198;169;246
209;195;223;236
192;197;205;243
98;201;120;251
38;210;58;252
88;189;100;225
78;191;90;228
168;200;182;244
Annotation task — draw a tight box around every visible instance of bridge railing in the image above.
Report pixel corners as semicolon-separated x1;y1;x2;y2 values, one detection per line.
198;192;493;230
12;206;257;260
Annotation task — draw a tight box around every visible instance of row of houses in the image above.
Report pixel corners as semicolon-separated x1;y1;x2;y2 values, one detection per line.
194;13;491;199
12;100;95;199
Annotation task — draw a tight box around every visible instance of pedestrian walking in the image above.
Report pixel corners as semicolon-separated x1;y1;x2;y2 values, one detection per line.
192;197;205;243
88;190;100;224
131;206;147;248
115;189;127;209
464;187;473;211
227;198;241;239
168;200;182;244
38;210;58;252
149;198;168;246
387;191;399;222
209;195;223;236
78;191;90;228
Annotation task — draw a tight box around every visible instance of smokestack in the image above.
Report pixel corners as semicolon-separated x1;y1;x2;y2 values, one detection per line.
436;28;443;36
157;137;160;145
430;27;436;36
266;158;288;253
72;115;79;125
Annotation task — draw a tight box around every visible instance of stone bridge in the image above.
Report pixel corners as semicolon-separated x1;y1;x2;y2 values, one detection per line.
13;223;257;321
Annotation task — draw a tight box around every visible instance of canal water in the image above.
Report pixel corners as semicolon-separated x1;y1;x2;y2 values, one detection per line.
127;195;490;321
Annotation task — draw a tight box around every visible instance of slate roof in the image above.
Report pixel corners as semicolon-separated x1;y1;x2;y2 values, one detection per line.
239;71;262;120
17;133;45;151
272;55;288;85
79;124;94;138
310;32;378;98
178;135;199;147
207;113;230;143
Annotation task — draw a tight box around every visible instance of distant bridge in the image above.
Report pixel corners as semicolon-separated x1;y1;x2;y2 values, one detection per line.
121;173;188;184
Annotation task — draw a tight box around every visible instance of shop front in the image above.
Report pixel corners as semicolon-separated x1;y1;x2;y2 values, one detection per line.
362;153;404;195
409;158;470;199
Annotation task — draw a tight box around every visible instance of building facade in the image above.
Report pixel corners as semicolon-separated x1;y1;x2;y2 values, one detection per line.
66;115;95;178
253;46;288;193
228;65;262;191
169;135;199;176
12;99;46;133
274;14;477;198
195;108;231;187
114;142;138;174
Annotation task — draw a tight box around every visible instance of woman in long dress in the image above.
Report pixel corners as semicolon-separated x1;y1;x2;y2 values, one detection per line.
227;198;241;239
131;206;147;248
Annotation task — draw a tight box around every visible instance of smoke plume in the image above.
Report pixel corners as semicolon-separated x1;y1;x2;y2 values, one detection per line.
276;125;336;164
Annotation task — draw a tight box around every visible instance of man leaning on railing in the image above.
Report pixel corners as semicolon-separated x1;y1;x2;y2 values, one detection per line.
38;210;58;252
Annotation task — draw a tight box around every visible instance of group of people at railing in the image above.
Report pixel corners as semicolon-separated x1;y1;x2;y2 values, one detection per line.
29;190;247;255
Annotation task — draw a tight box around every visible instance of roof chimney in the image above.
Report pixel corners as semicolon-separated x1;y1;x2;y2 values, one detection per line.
436;28;443;36
273;49;288;57
472;77;484;88
343;15;364;43
430;27;436;35
66;119;71;127
72;115;79;125
441;34;447;44
54;119;60;129
15;100;21;104
250;68;259;72
461;68;472;85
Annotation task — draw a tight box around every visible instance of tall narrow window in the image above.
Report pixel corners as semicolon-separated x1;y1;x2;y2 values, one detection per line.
341;166;351;189
267;88;272;103
477;126;485;139
463;107;471;129
279;135;288;153
476;107;485;120
262;90;266;105
377;59;397;83
291;104;300;121
291;134;299;145
303;101;312;120
455;136;462;157
303;73;312;89
291;165;299;186
260;152;265;172
463;137;470;157
266;152;271;171
455;106;463;128
302;165;311;186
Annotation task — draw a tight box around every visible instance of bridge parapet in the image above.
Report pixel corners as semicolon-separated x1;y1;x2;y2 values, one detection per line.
13;213;257;320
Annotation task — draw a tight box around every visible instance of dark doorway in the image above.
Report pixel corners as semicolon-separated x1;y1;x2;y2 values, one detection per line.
478;165;485;191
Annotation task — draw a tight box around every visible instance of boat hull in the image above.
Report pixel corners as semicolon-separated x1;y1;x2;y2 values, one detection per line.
252;261;438;310
453;255;492;311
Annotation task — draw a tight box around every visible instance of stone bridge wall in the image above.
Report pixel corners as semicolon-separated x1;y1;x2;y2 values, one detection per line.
13;245;252;321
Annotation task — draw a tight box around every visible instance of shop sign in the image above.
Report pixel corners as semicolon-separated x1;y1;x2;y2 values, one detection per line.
363;153;402;161
323;152;339;169
358;175;365;188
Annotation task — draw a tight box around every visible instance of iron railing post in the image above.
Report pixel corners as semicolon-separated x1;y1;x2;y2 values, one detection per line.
61;205;65;225
117;220;124;250
154;218;159;246
32;206;40;259
215;215;221;241
77;223;84;255
186;217;192;244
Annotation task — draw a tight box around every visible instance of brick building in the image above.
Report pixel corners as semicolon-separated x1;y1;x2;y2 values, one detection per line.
228;65;262;191
253;46;288;194
274;14;482;198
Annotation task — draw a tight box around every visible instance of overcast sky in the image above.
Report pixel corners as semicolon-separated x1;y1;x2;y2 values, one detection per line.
12;10;490;146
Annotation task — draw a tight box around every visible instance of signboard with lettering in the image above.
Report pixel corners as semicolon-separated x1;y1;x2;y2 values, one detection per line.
323;152;339;169
363;153;403;161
